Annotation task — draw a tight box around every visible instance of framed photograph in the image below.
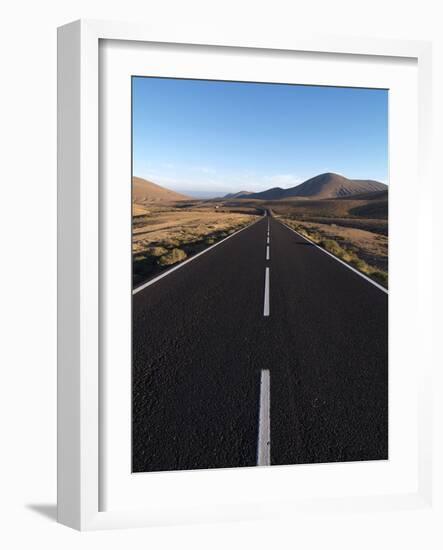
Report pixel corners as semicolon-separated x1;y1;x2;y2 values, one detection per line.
57;20;433;530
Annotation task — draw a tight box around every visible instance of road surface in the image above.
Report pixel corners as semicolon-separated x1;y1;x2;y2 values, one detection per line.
132;213;388;472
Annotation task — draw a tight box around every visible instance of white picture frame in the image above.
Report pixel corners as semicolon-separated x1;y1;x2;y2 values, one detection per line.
57;19;433;530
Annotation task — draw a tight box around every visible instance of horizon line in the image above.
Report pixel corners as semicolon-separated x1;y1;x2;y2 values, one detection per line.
133;170;388;198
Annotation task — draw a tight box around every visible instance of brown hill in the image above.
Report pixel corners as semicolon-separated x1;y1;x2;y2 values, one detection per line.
132;176;191;202
349;199;388;219
239;173;387;200
291;173;386;198
336;189;388;201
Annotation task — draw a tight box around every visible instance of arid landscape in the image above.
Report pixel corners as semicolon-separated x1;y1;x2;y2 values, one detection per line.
132;172;388;288
132;78;388;473
132;176;259;285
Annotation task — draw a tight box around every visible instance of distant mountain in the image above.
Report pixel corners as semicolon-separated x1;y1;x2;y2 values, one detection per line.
133;176;191;202
223;191;253;199
289;173;387;199
239;187;287;201
237;173;387;200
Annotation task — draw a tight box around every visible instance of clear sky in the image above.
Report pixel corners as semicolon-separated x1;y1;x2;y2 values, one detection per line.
132;77;388;198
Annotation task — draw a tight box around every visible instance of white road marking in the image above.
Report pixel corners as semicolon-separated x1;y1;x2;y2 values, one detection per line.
263;267;270;316
280;222;389;295
266;236;270;244
266;245;270;260
257;369;271;466
133;217;262;295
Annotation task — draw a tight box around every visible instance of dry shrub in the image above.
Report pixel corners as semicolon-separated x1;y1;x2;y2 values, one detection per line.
158;248;187;266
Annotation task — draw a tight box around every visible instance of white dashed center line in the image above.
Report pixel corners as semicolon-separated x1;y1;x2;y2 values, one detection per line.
263;267;270;316
257;369;271;466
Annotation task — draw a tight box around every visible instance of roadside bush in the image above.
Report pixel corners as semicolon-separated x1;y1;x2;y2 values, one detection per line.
146;246;168;257
158;248;187;266
320;239;342;256
350;257;367;271
320;239;355;263
371;270;388;286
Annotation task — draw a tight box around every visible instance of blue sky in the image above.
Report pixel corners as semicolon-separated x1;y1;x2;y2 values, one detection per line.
132;77;388;198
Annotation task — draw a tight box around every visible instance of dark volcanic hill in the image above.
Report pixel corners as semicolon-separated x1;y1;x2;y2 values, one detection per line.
240;187;287;201
238;173;387;200
223;190;253;199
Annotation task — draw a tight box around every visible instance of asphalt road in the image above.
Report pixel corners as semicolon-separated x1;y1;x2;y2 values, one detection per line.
132;213;388;472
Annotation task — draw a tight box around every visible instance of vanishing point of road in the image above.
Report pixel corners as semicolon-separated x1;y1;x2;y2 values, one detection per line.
132;212;388;472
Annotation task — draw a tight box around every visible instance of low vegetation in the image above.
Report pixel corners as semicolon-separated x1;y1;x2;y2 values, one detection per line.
278;217;388;288
157;248;188;266
132;205;257;285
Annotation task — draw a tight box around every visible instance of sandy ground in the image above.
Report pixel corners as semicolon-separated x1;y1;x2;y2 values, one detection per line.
288;219;388;272
133;209;255;255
